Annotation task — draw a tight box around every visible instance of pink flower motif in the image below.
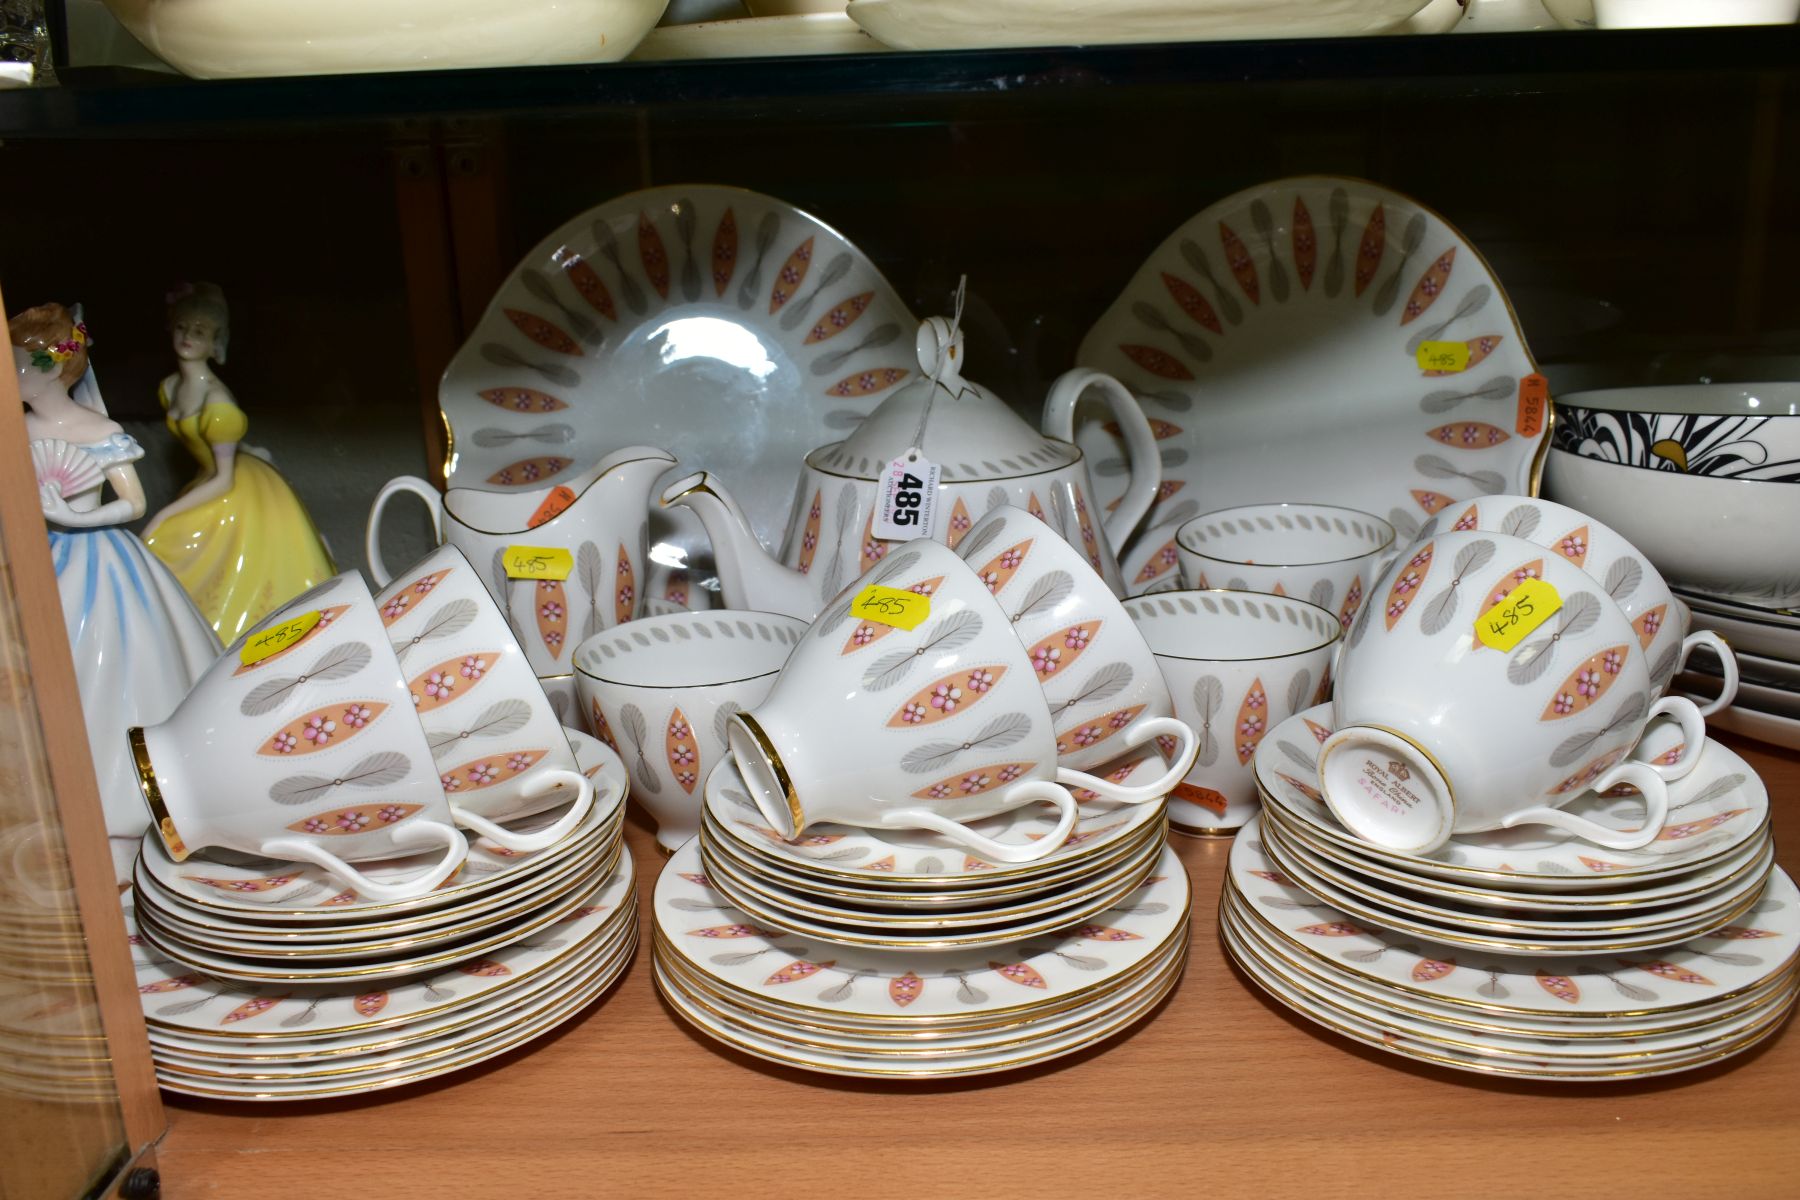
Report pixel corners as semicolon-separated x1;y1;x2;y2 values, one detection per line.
506;753;532;772
1409;550;1432;569
672;743;696;767
1158;545;1178;567
413;576;438;595
460;656;487;680
1576;669;1602;699
1063;625;1091;651
545;630;564;648
425;672;455;701
998;764;1024;782
1109;710;1134;728
270;731;298;754
468;763;497;785
927;783;952;799
1553;693;1575;715
1239;715;1265;739
958;773;992;794
316;610;339;628
952;512;971;532
667;590;688;606
909;581;934;596
677;769;698;789
966;669;995;693
930;683;962;713
1237;739;1260;760
302;715;336;745
540;601;564;621
1453;512;1478;532
522;463;542;481
617;585;635;608
1561;534;1587;558
1387;599;1409;620
1000;549;1023;570
1395;570;1423;596
1602;649;1623;675
381;597;409;620
440;773;462;791
376;806;406;824
335;811;371;832
981;571;1002;591
863;540;883;561
1245;689;1266;711
1032;645;1063;675
303;817;329;833
802;532;818;551
1073;725;1104;747
852;624;877;646
900;702;928;724
342;704;373;728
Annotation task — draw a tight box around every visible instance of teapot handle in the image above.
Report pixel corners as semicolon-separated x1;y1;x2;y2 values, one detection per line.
1043;369;1163;546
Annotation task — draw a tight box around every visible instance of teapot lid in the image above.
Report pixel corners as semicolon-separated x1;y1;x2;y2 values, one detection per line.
809;317;1078;482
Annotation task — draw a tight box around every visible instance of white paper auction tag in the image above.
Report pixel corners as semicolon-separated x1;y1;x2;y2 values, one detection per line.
872;450;940;543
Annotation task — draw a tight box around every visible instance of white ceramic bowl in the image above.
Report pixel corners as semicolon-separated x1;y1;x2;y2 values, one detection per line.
103;0;671;78
1546;384;1800;609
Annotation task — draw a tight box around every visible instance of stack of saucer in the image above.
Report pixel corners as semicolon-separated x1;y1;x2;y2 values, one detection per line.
1677;590;1800;750
129;729;639;1100
1219;703;1798;1079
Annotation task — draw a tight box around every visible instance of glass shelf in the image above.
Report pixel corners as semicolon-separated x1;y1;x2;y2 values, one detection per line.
4;25;1798;138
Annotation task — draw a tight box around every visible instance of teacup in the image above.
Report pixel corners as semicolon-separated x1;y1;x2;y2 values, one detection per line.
953;505;1174;772
1176;503;1396;630
1323;530;1707;854
575;610;807;854
131;573;470;902
1414;494;1738;716
373;544;600;854
727;538;1196;863
1126;590;1341;834
363;445;678;678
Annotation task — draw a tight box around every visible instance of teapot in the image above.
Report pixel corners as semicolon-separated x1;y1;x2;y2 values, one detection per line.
662;317;1164;620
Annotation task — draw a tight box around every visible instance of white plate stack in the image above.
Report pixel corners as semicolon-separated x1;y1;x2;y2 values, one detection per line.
127;729;638;1101
1676;591;1800;751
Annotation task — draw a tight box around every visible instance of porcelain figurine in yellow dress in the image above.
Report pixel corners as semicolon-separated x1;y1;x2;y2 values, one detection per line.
143;283;334;643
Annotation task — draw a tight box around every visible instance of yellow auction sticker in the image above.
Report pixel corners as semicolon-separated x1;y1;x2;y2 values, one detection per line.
239;610;323;667
504;545;574;581
851;584;930;631
1416;340;1471;373
1475;578;1562;652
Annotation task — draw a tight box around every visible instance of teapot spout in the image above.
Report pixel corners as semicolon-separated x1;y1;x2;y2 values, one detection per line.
661;471;820;621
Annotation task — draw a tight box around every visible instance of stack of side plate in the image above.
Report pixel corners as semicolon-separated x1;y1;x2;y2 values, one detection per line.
1677;591;1800;750
695;753;1170;951
126;729;638;1100
652;838;1190;1079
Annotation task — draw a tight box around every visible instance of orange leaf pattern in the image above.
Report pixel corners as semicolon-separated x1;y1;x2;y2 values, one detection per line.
1073;488;1103;571
667;707;700;794
766;960;832;985
841;581;944;655
1162;272;1222;335
1249;869;1289;884
911;762;1036;802
638;212;670;299
182;874;297;893
458;960;510;977
1134;538;1180;586
479;387;568;413
806;291;875;344
324;889;359;906
1412;958;1455;983
1541;646;1629;721
1708;927;1778;940
1072;924;1143;943
1634;604;1667;650
1118;344;1194;381
1401;249;1455;325
284;803;424;837
1336;575;1366;627
1656;810;1748;841
962;856;997;872
1551;526;1590;568
1025;619;1102;679
688;925;770;940
354;992;388;1017
1354;205;1386;297
711;208;738;296
1481;558;1544;611
260;701;389;757
1297;923;1362;938
438;749;549;794
858;508;887;575
1304;718;1333;744
231;606;349;675
1172;781;1228;817
1634;962;1715;986
990;962;1049;989
1275;771;1324;803
1293;197;1317;291
1451;503;1481;532
1383;542;1435;630
1055;705;1147;757
486;456;572;487
888;666;1009;728
409;653;495;712
945;498;974;550
825;368;908;397
590;700;619;752
222;996;285;1024
1234;678;1270;765
504;309;581;356
769;237;814;312
1423;335;1504;377
1427;421;1510;450
862;855;896;872
379;569;454;626
1411;489;1454;514
563;258;616;322
972;538;1032;595
1535;971;1580;1004
796;491;822;575
139;974;204;994
1219;222;1260;304
615;544;636;627
890;972;924;1007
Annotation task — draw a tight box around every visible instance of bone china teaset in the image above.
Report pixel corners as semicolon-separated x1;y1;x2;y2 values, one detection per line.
84;177;1793;1098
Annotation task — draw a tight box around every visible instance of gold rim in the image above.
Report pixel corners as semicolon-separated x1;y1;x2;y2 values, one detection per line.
130;726;188;862
156;931;638;1095
1124;590;1344;663
143;891;638;1042
1221;912;1797;1076
1224;870;1800;1020
697;822;1163;927
135;805;621;922
1258;813;1772;938
731;712;805;838
1256;777;1772;886
652;893;1193;1027
1220;889;1800;1042
700;803;1165;904
1262;803;1775;912
1176;503;1397;568
696;837;1161;950
572;609;801;689
1255;819;1769;954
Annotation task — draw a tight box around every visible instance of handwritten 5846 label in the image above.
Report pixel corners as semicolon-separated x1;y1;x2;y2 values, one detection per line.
503;545;574;581
1476;578;1562;652
240;610;323;667
871;453;940;543
850;584;930;631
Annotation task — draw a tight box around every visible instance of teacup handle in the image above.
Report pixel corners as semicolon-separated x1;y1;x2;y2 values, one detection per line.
1056;716;1198;805
1675;631;1739;719
260;819;469;903
1499;761;1669;852
878;781;1079;865
1042;368;1162;544
365;476;445;586
450;769;599;854
1636;694;1709;782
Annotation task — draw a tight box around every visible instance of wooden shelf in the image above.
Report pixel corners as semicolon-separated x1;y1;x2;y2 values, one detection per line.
157;735;1800;1196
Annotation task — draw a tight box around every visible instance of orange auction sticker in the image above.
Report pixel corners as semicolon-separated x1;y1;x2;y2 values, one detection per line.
1516;374;1549;439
